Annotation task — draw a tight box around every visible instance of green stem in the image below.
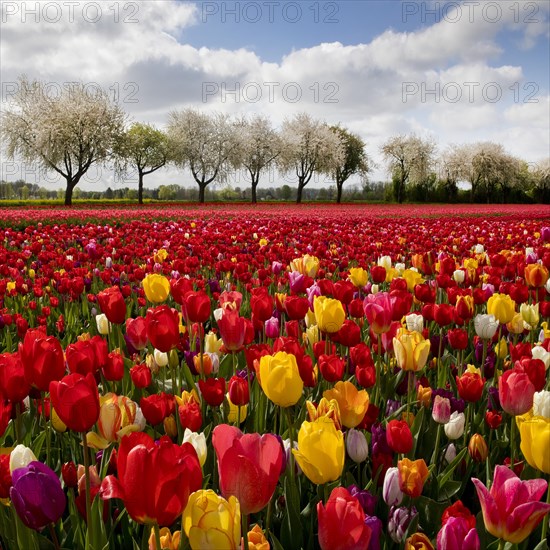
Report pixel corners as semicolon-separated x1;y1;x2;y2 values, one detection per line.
82;432;93;549
481;339;488;379
15;401;22;444
241;513;249;550
286;407;295;484
509;416;516;471
497;539;505;550
153;522;162;550
431;424;442;474
49;523;61;550
541;474;550;544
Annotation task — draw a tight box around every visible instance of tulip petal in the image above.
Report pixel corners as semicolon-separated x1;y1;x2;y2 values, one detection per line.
99;475;124;500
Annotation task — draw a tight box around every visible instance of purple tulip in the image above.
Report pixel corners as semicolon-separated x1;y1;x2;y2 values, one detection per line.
348;484;377;516
365;515;383;550
10;461;66;530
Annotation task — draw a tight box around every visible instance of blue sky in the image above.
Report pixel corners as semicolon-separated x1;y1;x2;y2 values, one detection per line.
1;0;549;190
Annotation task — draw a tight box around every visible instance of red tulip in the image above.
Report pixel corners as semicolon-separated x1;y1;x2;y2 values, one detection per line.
130;363;152;388
198;378;226;407
103;351;124;381
49;373;100;432
170;277;194;305
66;339;100;375
456;371;485;402
178;401;202;432
333;320;361;347
140;393;175;426
447;328;469;350
251;288;274;322
228;375;249;406
212;424;283;515
125;317;148;351
146;306;180;352
217;309;246;352
283;295;310;320
100;432;202;526
182;291;211;324
20;329;65;392
97;286;127;324
317;487;371;550
386;420;413;454
318;354;345;382
0;352;30;403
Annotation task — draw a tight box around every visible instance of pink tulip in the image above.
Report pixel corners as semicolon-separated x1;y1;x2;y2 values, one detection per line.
472;464;550;543
212;424;284;515
363;292;394;334
498;367;535;416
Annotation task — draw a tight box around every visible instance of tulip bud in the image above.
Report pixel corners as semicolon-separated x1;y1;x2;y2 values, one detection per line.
61;461;78;488
9;444;37;473
468;434;488;463
474;314;499;340
388;505;418;543
432;395;451;424
444;443;457;464
531;346;550;370
182;428;207;467
163;415;178;438
153;349;169;368
228;375;249;406
95;313;110;335
265;317;280;339
453;269;465;283
405;313;424;333
346;428;369;463
444;411;465;440
383;467;404;506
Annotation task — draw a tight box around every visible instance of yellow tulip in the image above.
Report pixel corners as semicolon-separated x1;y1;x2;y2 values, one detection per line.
259;352;303;407
87;393;139;449
142;273;170;303
487;293;516;324
323;381;369;429
349;267;368;288
51;407;67;433
393;328;431;372
226;394;247;424
313;296;345;333
306;397;342;431
306;325;320;346
292;418;345;485
290;254;320;277
520;303;539;328
507;312;525;335
153;248;168;264
517;412;550;474
402;269;424;292
148;527;181;550
494;337;508;360
182;490;241;550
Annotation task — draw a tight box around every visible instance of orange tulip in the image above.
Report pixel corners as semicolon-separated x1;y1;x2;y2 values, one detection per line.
398;458;429;498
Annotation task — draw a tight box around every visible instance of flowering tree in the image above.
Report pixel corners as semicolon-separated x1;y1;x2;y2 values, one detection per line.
1;77;125;205
330;126;370;204
278;113;344;204
231;115;281;204
381;135;436;203
114;123;169;205
167;109;236;203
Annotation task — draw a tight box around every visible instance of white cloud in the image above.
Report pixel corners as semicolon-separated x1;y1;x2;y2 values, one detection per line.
0;0;548;189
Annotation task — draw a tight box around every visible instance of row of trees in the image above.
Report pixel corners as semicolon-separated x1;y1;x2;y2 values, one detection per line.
2;77;548;205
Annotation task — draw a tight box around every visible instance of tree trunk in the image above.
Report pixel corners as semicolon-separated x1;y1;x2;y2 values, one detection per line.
198;183;206;204
138;171;144;205
64;179;75;206
296;183;303;204
336;180;343;204
251;178;258;204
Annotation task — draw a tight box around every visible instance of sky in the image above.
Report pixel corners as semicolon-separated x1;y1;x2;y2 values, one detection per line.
1;0;549;193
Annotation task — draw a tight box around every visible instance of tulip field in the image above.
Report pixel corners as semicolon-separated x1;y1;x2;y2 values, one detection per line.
1;202;550;550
